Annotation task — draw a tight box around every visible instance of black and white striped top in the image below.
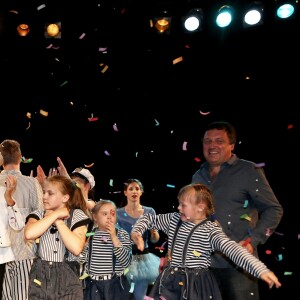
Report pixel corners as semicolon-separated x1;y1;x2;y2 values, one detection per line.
132;212;270;279
27;209;90;262
85;228;132;276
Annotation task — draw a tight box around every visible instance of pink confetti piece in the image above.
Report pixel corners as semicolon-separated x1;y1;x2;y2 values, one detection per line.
194;157;201;162
265;250;272;254
266;228;271;236
255;162;265;167
100;236;108;243
99;47;108;52
104;150;111;156
79;33;86;39
182;141;188;151
199;110;211;115
287;124;293;129
113;123;119;131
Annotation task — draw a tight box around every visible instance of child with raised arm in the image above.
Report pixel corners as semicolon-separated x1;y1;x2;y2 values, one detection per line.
82;200;132;300
131;183;281;300
24;175;91;300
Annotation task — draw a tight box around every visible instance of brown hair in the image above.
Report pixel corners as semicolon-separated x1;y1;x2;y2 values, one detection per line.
45;175;87;213
0;139;22;165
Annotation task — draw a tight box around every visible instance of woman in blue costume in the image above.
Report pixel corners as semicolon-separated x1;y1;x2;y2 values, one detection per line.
117;179;160;300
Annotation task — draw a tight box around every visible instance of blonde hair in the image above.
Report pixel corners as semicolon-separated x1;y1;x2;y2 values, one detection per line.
177;183;215;216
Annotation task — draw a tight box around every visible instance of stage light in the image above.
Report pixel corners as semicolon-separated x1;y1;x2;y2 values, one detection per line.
243;2;264;27
153;9;172;34
276;2;296;19
45;22;61;38
215;5;234;28
17;23;30;37
182;8;204;32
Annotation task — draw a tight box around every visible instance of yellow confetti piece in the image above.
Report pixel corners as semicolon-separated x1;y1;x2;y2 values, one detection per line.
173;56;183;65
101;65;109;73
124;268;129;275
192;250;201;257
40;109;48;117
240;214;251;221
79;273;89;280
150;19;153;27
26;112;31;119
178;281;184;286
33;279;42;286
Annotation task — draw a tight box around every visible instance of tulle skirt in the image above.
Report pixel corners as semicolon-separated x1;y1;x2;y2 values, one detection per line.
126;252;160;284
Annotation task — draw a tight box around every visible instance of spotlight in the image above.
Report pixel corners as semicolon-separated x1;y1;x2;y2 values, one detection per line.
243;1;264;28
153;10;171;34
182;8;204;32
275;1;296;19
45;22;61;38
215;5;235;28
17;23;30;37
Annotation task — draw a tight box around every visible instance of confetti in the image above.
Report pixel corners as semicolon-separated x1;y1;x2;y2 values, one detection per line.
182;141;188;151
101;65;109;73
192;250;201;257
113;123;119;131
26;112;31;118
255;162;265;167
265;250;272;254
199;110;211;115
240;214;251;221
21;157;33;163
25;122;31;130
100;236;108;243
84;163;94;168
129;282;135;293
284;271;292;275
79;273;89;280
88;117;98;122
166;184;175;188
287;124;293;129
60;81;68;87
109;179;113;186
154;119;159;126
243;200;249;208
178;281;184;286
194;157;201;162
173;56;183;65
266;228;271;236
104;150;111;156
86;232;95;237
40;109;48;117
33;279;42;285
79;33;86;39
37;4;46;11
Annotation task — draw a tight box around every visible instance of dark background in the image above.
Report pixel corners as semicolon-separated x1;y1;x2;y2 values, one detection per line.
1;0;299;298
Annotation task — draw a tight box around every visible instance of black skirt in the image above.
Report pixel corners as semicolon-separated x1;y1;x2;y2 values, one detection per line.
147;266;222;300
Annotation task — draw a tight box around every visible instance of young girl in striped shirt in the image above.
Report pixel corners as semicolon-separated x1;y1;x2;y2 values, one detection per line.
131;183;282;300
25;175;91;300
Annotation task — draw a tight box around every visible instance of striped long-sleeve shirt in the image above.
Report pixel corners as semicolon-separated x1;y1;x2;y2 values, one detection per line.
132;212;271;279
27;209;90;262
85;228;132;276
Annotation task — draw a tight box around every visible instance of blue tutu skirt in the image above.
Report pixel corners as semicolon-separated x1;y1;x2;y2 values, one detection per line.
126;252;160;284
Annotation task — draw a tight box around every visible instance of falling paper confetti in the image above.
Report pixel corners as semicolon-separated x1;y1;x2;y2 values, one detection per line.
84;163;94;168
173;56;183;65
199;110;211;115
182;141;188;151
113;123;119;131
40;109;48;117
